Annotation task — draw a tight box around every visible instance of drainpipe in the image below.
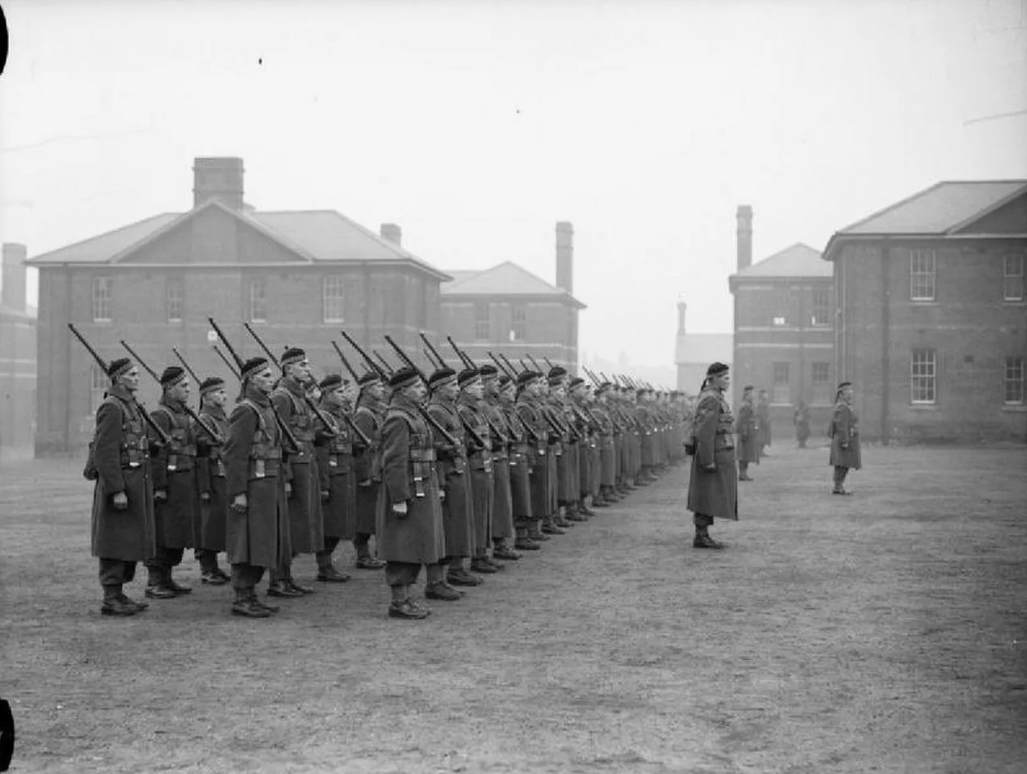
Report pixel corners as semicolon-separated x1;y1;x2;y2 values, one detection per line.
880;239;891;443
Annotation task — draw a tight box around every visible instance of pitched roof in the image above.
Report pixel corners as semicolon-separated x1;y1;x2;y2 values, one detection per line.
440;261;586;308
733;243;830;279
25;212;180;265
674;333;733;365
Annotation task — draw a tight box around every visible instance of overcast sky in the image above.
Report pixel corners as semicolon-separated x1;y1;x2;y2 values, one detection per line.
1;0;1025;367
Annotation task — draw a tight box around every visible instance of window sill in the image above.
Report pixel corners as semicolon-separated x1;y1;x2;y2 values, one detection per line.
909;403;941;411
1001;404;1027;412
909;300;939;306
1002;300;1025;305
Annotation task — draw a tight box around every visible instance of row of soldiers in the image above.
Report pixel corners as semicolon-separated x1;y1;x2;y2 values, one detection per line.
85;337;693;619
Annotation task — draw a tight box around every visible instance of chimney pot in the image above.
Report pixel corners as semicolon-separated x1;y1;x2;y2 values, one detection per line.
556;221;574;294
677;300;687;335
193;157;245;210
1;243;28;313
736;205;753;272
380;223;402;247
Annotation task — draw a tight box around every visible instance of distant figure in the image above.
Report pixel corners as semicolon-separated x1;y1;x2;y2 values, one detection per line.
756;389;772;456
828;382;861;495
734;384;760;481
793;400;811;448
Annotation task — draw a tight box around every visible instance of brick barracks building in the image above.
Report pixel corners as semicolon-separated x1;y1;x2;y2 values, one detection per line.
824;180;1027;443
729;205;835;431
440;222;585;372
1;243;37;461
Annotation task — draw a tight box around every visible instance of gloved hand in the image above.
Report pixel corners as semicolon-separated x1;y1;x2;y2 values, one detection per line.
391;500;409;519
112;491;129;510
154;489;168;504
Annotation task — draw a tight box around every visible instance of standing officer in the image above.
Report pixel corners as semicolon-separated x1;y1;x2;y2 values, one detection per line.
313;373;355;583
196;376;231;585
222;356;287;617
735;384;760;481
352;372;387;569
829;382;861;494
145;366;200;599
89;357;156;616
378;367;447;619
270;347;322;597
687;362;738;549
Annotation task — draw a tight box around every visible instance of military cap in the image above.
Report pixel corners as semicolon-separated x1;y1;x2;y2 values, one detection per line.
569;377;586;389
743;384;754;392
547;366;567;385
281;347;306;368
319;373;344;390
200;376;225;395
706;362;729;376
498;374;513;388
160;365;187;387
516;370;542;386
358;371;381;386
389;366;421;390
428;367;457;389
837;381;852;390
479;364;499;378
241;356;269;380
458;368;482;387
106;357;133;380
595;381;612;394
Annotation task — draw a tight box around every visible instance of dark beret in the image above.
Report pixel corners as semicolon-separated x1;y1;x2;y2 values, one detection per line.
428;367;457;388
358;371;381;386
516;370;542;386
319;374;343;390
837;381;852;390
743;384;754;392
389;366;421;390
160;365;186;387
281;347;306;367
498;375;513;388
479;364;499;377
569;377;586;389
106;357;132;379
199;376;225;394
457;368;481;387
241;356;269;380
706;362;729;377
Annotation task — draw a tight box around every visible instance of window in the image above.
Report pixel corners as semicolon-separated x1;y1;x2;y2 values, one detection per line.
511;303;527;342
91;277;111;322
1004;254;1024;302
910;248;936;301
474;302;491;341
1006;357;1024;404
771;362;790;404
911;348;937;404
812;362;831;404
90;362;108;412
323;275;345;323
812;288;830;326
166;277;184;323
772;287;790;326
249;278;267;323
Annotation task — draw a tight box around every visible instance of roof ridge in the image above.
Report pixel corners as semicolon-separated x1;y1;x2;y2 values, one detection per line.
838;181;945;234
27;211;180;263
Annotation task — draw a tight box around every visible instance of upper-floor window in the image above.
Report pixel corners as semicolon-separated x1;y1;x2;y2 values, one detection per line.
812;361;831;404
911;348;936;404
510;303;527;342
1004;254;1024;302
92;277;112;322
475;302;490;341
772;287;790;326
910;248;936;301
249;278;267;323
771;362;790;404
166;277;184;323
1006;356;1024;405
812;288;830;326
323;275;345;323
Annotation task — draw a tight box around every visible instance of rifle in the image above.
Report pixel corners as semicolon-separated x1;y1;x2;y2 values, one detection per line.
324;343;374;446
340;330;386;379
582;366;601;386
330;340;360;382
419;333;448;370
446;335;475;369
423;348;444;370
500;353;522;375
119;340;223;443
172;347;200;384
488;351;514;379
372;350;395;376
67;323;172;446
241;322;338;439
438;336;510;444
527;353;545;373
211;344;241;380
207;317;300;452
544;356;556;370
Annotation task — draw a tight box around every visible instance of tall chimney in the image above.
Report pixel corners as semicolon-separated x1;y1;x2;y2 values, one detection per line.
677;299;687;335
193;157;245;210
380;223;402;247
736;205;753;271
1;243;28;312
556;221;573;293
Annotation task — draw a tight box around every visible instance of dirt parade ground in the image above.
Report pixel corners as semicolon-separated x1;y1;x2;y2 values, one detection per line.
1;442;1025;774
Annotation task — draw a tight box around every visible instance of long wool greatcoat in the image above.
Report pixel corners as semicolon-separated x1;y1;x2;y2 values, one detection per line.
756;398;772;448
272;379;325;556
352;397;384;536
223;388;289;570
377;395;446;565
458;394;495;550
592;404;617;487
90;385;157;562
516;395;552;520
687;387;739;521
550;398;579;504
829;401;862;470
315;401;356;541
149;398;201;549
734;399;761;464
196;405;229;551
427;397;475;557
483;397;515;540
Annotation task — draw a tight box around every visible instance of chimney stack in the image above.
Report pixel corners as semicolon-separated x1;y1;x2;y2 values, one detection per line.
556;221;573;294
677;299;687;335
736;205;753;271
380;223;402;247
1;243;28;313
193;157;245;210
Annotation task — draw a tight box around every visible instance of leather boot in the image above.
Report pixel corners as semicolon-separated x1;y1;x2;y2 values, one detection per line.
101;586;138;616
145;566;177;599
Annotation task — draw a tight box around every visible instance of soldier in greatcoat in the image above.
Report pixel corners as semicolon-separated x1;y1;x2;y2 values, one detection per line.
378;367;448;619
89;357;156;616
351;372;387;570
195;376;231;585
569;378;599;514
269;347;323;597
794;399;811;448
828;382;861;494
756;388;772;456
546;367;579;526
498;374;539;551
457;368;502;574
481;365;520;561
427;367;479;590
735;384;760;481
591;383;621;505
687;362;738;549
145;366;201;599
516;370;556;542
312;373;355;583
222;356;288;618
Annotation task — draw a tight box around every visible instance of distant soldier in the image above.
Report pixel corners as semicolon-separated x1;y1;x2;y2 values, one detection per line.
545;367;576;528
313;373;355;583
687;362;738;549
569;377;599;514
591;382;621;505
480;365;521;561
145;366;201;599
89;357;156;616
497;374;539;551
828;382;861;495
793;399;811;448
735;384;760;481
457;368;502;574
378;367;447;619
516;370;553;543
222;356;288;617
351;372;387;570
195;376;231;585
756;388;772;456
